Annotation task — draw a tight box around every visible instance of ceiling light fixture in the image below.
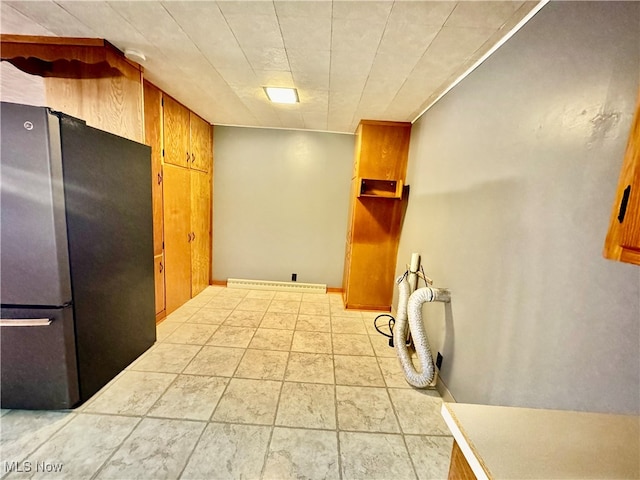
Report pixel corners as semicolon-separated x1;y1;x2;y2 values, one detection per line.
264;87;299;104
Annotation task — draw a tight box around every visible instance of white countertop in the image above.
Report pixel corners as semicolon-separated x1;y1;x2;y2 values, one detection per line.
441;402;640;479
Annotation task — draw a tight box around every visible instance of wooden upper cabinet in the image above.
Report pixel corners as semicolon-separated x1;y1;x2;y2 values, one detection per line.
604;88;640;265
357;121;411;180
163;95;190;168
190;112;212;173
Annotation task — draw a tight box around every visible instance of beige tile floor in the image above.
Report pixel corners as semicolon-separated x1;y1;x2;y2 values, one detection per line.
0;286;453;480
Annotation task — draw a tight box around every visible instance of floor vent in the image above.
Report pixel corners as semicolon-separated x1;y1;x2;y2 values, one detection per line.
227;278;327;294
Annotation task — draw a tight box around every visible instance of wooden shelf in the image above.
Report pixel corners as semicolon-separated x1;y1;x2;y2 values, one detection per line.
358;178;403;199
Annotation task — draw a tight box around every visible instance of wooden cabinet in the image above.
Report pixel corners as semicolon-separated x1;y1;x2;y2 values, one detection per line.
343;120;411;311
163;95;190;168
604;88;640;265
163;163;193;314
154;254;165;315
143;85;213;317
163;96;211;173
160;93;213;314
190;112;212;173
190;170;212;295
447;441;477;480
143;81;166;316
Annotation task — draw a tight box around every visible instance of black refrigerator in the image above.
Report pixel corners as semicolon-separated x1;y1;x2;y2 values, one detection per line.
0;101;156;410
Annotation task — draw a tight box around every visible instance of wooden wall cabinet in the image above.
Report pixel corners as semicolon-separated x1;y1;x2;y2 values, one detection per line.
143;84;213;317
604;88;640;265
160;93;213;315
343;120;411;311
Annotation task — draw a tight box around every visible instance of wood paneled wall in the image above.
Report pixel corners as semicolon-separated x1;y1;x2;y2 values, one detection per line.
1;35;144;143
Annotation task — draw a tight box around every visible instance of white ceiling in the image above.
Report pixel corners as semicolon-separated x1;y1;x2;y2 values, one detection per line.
1;1;540;133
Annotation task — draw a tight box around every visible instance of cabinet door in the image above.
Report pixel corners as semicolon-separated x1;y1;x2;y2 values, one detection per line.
143;81;164;257
604;89;640;265
163;164;192;314
190;112;211;173
190;170;211;297
154;254;165;316
163;95;190;168
358;122;411;180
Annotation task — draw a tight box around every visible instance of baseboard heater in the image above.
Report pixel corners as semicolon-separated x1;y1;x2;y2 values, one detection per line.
227;278;326;294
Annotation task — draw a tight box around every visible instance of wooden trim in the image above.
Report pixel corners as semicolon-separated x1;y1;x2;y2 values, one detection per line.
620;248;640;265
0;34;105;46
209;128;214;287
0;34;141;80
359;119;412;128
345;303;391;312
155;311;166;325
211;279;227;287
326;287;343;293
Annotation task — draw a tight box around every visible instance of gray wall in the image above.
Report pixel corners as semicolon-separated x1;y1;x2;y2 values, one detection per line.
396;2;640;414
213;126;354;287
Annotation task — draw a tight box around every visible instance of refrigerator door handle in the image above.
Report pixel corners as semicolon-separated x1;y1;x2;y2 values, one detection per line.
0;318;53;327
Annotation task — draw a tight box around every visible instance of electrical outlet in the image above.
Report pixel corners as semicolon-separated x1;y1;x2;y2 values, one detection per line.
436;352;443;370
291;273;297;282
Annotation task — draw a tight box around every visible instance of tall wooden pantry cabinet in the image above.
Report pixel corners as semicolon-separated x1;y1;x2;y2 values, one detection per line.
143;82;166;317
342;120;411;311
143;82;213;318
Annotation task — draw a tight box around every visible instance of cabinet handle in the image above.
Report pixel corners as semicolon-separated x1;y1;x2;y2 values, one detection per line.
157;172;162;185
618;185;631;223
192;153;196;163
187;232;192;242
186;151;190;163
192;232;196;240
159;261;163;273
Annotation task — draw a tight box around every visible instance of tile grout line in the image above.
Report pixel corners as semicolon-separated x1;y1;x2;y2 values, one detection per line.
0;410;78;477
386;384;422;480
88;415;144;480
330;296;344;480
257;290;301;479
175;419;209;480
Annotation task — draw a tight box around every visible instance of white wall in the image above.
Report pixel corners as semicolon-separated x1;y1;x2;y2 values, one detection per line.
0;63;46;106
213;126;354;287
396;1;640;414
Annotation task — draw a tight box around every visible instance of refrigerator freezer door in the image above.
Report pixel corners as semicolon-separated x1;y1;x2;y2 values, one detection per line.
0;102;72;306
0;306;80;409
59;115;156;401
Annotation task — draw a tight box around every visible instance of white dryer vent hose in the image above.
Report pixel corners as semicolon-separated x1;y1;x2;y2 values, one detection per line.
394;274;450;388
